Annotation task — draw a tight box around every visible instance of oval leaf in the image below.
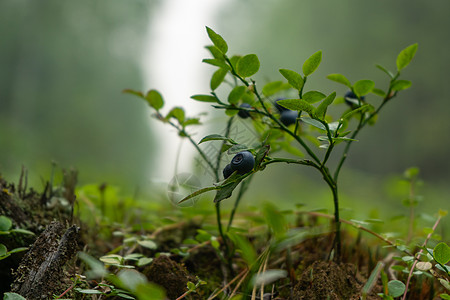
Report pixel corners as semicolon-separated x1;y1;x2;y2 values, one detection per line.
276;99;315;117
137;240;157;250
206;26;228;54
0;243;7;256
353;80;375;97
302;91;326;104
228;86;247;104
315;92;336;120
190;94;217;103
326;73;351;88
4;293;28;300
165;107;185;124
237;54;260;78
0;215;12;231
391;80;412;91
396;43;418;71
434;242;450;265
145;90;164;110
262;81;284;97
210;68;228;90
388;280;406;297
303;50;322;76
279;69;304;90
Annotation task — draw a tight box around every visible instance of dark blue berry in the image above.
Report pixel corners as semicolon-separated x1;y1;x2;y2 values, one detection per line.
274;98;288;113
280;110;298;126
237;103;251;119
344;91;365;107
223;164;234;179
230;151;255;174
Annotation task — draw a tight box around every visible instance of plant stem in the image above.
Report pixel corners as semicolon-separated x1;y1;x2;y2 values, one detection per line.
227;174;253;231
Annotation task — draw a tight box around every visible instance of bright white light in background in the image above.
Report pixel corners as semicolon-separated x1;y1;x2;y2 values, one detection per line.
143;0;226;183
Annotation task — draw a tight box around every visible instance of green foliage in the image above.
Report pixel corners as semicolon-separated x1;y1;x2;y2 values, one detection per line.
0;215;34;261
236;54;260;78
396;43;418;71
302;50;322;76
279;69;304;90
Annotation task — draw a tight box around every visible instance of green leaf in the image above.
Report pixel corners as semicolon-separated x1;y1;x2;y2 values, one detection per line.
376;64;394;79
434;242;450;265
441;293;450;300
137;257;153;267
326;73;351;87
100;254;123;265
214;178;243;203
236;54;260;78
187;281;196;291
165;107;185;124
206;26;228;54
372;88;386;97
262;81;284;97
0;243;7;256
202;58;230;70
276;99;315;117
388;280;406;297
302;91;326;104
353;80;375;97
137;240;157;250
0;215;12;231
210;68;228;90
227;232;257;266
263;202;286;239
315;92;336;120
396;43;418;71
190;94;217;103
341;104;371;120
303;50;322;76
182;118;201;127
178;186;218;204
8;247;28;254
145;90;164;110
198;134;237;145
300;117;326;131
279;69;304;90
252;269;287;286
228;86;247;104
76;289;104;295
391;80;412;91
205;45;223;60
3;292;28;300
440;279;450;291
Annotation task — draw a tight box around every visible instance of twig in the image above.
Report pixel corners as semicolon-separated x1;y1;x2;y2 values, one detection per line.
207;268;248;300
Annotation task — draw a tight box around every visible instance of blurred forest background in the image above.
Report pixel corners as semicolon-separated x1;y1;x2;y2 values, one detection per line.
1;1;449;218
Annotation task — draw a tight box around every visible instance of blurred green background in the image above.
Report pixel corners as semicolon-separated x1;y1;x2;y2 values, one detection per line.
1;0;449;225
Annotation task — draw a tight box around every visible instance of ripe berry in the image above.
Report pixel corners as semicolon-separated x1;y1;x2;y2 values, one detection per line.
230;151;255;174
274;98;288;113
237;103;251;119
280;110;298;126
344;91;365;107
223;164;234;179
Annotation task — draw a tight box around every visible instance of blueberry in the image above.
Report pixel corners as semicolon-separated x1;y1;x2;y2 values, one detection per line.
223;164;234;179
274;98;288;113
230;151;255;174
280;110;298;126
237;103;251;119
344;91;365;107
